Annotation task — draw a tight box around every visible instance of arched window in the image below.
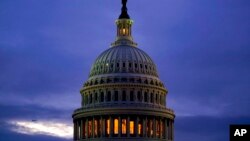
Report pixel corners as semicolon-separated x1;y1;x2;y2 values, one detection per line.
95;93;98;103
144;92;148;102
114;91;118;101
156;119;160;138
130;120;135;135
89;94;92;104
107;91;111;101
106;118;110;137
156;94;158;104
130;91;134;101
88;120;92;138
150;93;154;103
122;119;126;136
94;119;98;137
138;118;143;137
137;91;142;101
114;118;119;135
122;91;126;101
100;92;104;102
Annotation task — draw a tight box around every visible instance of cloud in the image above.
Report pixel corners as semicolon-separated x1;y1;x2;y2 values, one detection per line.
8;120;73;139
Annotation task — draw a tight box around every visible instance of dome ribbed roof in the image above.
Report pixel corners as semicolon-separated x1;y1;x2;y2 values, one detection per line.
89;45;158;77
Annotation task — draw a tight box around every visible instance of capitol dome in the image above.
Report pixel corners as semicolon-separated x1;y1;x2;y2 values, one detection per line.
89;45;158;77
72;1;175;140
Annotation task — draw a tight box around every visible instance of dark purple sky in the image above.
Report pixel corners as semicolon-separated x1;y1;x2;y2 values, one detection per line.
0;0;250;141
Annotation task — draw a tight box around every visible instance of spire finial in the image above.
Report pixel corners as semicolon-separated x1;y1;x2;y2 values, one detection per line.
122;0;127;7
119;0;130;19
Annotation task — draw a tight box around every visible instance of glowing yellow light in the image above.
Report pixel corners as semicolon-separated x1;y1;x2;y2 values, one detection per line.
122;119;126;134
94;120;98;136
122;28;126;35
138;123;142;135
88;120;92;137
114;119;119;134
106;119;110;135
130;121;134;134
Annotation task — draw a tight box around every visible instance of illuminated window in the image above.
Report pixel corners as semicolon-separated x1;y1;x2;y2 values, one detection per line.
138;123;142;135
130;121;134;134
150;120;153;136
88;120;92;137
156;120;160;137
106;119;110;135
94;120;98;137
78;124;81;139
138;118;143;137
122;119;126;134
114;119;119;134
122;28;126;35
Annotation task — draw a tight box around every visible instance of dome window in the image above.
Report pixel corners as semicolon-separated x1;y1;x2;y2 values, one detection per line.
100;92;104;102
122;91;126;101
89;94;92;104
130;91;134;101
144;92;148;102
150;93;154;103
114;91;119;101
137;91;142;101
107;91;111;101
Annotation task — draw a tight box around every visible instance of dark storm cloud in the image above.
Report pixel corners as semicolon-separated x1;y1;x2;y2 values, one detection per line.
0;0;250;141
0;104;71;121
